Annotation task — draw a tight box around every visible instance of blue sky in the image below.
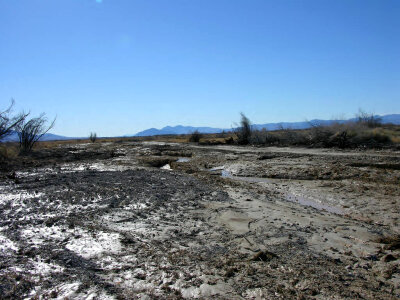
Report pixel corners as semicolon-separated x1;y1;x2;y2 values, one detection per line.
0;0;399;137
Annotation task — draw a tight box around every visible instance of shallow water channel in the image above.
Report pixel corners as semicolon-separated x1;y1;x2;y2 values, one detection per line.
176;157;191;163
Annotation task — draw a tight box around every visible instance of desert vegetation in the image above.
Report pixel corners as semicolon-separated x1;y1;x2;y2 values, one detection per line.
0;100;56;155
257;122;396;149
228;111;399;149
89;132;97;143
188;130;202;143
17;113;56;154
0;99;28;141
233;112;252;145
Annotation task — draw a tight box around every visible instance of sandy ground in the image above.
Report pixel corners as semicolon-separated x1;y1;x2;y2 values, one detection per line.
0;141;399;299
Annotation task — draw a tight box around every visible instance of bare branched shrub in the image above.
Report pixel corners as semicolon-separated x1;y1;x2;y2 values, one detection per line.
0;99;29;141
17;114;56;153
308;122;336;147
189;130;202;143
89;132;97;143
250;128;268;144
356;109;382;128
329;129;349;148
234;113;252;145
276;125;306;145
264;132;281;145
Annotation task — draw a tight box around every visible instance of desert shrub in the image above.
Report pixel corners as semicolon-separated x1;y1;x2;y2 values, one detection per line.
356;109;382;128
306;123;336;147
228;110;397;149
250;120;394;149
234;113;252;145
328;130;350;148
17;113;56;154
264;132;281;145
89;132;97;143
250;129;265;144
189;130;202;143
266;126;308;146
225;137;234;144
0;99;28;141
353;130;391;146
283;130;308;146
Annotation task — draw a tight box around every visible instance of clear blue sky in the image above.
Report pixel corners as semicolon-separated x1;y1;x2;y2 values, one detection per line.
1;0;399;137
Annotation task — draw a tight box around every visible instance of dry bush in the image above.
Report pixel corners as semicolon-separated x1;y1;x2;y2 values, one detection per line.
225;136;235;144
89;132;97;143
250;120;396;149
254;128;308;146
352;129;391;146
17;113;56;154
189;130;202;143
0;99;29;141
234;113;252;145
356;109;382;128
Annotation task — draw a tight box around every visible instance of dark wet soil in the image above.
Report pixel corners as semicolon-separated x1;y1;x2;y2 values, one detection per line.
0;141;399;299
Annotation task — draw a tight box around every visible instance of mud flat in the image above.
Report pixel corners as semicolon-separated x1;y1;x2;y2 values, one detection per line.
0;141;399;299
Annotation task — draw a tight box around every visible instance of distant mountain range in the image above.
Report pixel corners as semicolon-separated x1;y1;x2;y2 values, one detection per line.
132;125;227;137
130;114;400;137
1;131;77;142
2;114;399;141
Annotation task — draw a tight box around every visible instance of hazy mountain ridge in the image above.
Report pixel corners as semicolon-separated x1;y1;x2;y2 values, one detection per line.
131;114;400;137
2;114;399;141
1;131;77;142
132;125;227;137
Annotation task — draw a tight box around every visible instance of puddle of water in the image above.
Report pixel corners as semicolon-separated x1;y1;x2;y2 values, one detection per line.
176;157;191;163
221;170;231;178
210;166;225;172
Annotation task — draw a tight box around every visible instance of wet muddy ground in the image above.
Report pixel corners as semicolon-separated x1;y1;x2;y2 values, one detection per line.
0;141;399;299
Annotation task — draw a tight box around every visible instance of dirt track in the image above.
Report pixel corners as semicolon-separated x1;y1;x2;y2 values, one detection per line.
0;141;399;299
